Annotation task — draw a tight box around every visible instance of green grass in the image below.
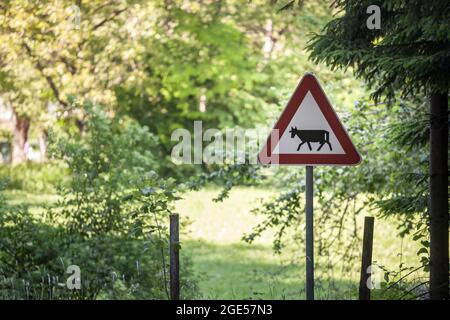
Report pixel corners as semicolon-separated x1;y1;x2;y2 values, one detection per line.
3;190;59;215
176;187;422;300
177;187;313;299
4;186;423;300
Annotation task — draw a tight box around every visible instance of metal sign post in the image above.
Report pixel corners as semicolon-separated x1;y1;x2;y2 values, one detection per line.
305;166;314;300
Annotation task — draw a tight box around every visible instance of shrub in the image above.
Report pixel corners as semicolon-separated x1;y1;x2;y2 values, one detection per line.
0;206;193;299
0;162;68;193
0;104;198;299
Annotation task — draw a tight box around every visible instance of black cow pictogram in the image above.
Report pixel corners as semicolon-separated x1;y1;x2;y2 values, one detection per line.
289;126;333;151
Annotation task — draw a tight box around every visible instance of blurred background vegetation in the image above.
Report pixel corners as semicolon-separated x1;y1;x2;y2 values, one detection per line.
0;0;446;299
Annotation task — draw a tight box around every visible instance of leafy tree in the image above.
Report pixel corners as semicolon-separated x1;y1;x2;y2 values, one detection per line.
117;4;262;166
0;0;152;163
117;0;340;177
304;0;449;299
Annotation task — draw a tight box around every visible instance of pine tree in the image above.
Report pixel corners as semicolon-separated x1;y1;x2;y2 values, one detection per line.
307;0;449;299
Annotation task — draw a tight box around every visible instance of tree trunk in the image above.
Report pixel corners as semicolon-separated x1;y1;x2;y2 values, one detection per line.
11;109;30;165
429;93;449;300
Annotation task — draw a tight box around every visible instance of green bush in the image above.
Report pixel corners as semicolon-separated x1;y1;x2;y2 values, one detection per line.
48;104;159;235
0;104;198;299
0;162;68;193
0;207;196;299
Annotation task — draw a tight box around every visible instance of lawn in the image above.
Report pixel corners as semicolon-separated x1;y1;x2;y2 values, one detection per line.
176;187;422;300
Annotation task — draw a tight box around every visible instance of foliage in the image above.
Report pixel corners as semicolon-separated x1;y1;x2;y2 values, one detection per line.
0;1;151;112
116;0;341;177
0;162;68;193
306;0;449;298
48;102;162;235
307;0;450;100
0;204;184;300
371;263;427;300
0;106;198;299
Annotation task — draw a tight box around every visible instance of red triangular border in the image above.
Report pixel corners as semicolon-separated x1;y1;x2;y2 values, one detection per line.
258;73;361;166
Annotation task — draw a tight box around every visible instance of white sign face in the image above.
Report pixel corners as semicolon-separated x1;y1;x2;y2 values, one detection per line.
273;91;345;155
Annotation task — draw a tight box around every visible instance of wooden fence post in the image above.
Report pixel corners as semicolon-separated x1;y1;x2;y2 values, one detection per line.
359;216;374;300
170;214;180;300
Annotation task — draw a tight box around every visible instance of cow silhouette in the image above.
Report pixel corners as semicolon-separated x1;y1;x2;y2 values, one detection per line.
289;127;332;151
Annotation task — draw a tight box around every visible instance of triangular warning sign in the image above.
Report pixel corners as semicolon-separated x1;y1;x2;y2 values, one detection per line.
258;73;361;166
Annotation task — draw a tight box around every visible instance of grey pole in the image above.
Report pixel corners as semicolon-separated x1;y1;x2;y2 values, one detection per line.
305;166;314;300
359;216;375;300
170;214;180;300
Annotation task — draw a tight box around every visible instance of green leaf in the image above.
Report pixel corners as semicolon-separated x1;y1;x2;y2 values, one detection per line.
417;247;428;256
